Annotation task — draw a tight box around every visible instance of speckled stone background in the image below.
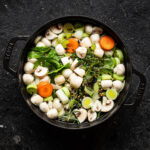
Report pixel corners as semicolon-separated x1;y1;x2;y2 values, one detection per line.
0;0;150;150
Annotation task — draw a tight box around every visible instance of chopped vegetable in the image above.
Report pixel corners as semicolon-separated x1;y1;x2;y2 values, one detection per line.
37;81;53;97
99;35;115;50
67;38;79;53
26;83;37;94
113;73;125;81
61;87;70;97
64;23;74;33
106;88;118;100
82;97;93;109
101;74;112;80
44;96;53;102
114;49;124;62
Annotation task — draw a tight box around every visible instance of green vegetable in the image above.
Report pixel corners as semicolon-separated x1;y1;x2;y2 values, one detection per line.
31;47;50;52
48;63;70;75
64;23;74;33
61;87;70;98
105;50;114;56
114;57;120;66
74;22;84;29
113;73;125;81
44;96;53;102
26;83;37;94
84;86;94;96
58;111;78;123
97;111;101;119
69;99;79;109
106;88;118;100
82;97;93;109
114;49;124;62
92;92;100;101
93;82;99;93
82;33;89;38
28;51;43;59
101;74;112;80
91;44;96;50
103;57;116;69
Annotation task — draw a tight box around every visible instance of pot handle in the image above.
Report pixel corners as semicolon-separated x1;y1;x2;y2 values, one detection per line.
124;68;146;107
3;36;29;77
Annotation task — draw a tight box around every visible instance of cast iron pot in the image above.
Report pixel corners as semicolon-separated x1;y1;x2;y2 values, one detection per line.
3;16;146;130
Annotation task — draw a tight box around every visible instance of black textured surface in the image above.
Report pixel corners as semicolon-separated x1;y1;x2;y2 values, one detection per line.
0;0;150;150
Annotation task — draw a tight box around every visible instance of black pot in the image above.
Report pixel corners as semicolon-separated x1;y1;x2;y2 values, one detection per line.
3;16;146;130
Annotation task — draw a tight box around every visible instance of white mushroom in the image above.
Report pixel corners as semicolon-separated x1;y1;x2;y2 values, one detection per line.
52;98;63;111
92;27;103;34
71;59;79;70
48;101;53;109
101;80;113;90
80;37;92;48
41;38;51;47
74;67;85;77
36;41;45;47
47;108;58;119
34;36;42;44
73;30;83;39
51;39;58;47
51;84;62;90
23;74;34;85
24;62;34;74
40;76;51;83
74;108;87;123
91;100;102;112
31;94;43;106
114;64;125;75
90;33;100;43
45;29;58;40
85;24;93;34
88;110;97;122
34;66;48;78
61;57;72;65
27;58;37;63
50;24;63;34
56;89;69;104
104;50;114;56
55;44;65;55
69;73;83;89
39;102;49;113
76;47;87;59
54;75;65;85
101;96;114;112
113;80;123;91
62;69;73;78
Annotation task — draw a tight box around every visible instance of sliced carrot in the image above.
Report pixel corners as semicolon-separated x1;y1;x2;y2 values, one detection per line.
37;81;53;98
67;38;79;53
99;35;115;50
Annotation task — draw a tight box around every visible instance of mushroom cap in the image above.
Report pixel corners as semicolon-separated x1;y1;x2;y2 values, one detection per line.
52;98;63;111
24;62;34;74
55;44;65;55
39;102;49;113
40;76;51;83
85;24;93;34
114;64;125;75
101;80;113;90
41;38;51;47
75;108;87;123
47;108;58;119
50;24;63;34
76;47;87;59
22;74;34;85
73;30;83;39
62;69;73;78
88;110;97;122
91;100;102;112
92;27;103;34
36;41;45;47
27;58;37;64
74;67;85;77
34;66;48;78
31;94;43;106
113;80;123;91
54;75;65;85
101;96;114;112
45;29;58;40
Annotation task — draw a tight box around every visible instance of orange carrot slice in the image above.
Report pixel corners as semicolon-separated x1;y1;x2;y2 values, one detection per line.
67;38;79;53
37;81;53;98
99;35;115;50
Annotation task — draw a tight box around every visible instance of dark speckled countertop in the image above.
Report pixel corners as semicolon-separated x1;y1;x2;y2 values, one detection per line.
0;0;150;150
